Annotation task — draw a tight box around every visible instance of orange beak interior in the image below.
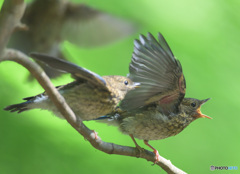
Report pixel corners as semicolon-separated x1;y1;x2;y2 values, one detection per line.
195;108;212;119
194;98;212;119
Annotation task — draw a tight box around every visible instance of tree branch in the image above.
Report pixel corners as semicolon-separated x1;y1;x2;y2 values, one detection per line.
0;1;186;173
0;0;26;55
0;48;186;174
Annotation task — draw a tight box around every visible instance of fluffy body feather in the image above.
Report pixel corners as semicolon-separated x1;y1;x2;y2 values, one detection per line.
96;33;211;162
4;54;138;120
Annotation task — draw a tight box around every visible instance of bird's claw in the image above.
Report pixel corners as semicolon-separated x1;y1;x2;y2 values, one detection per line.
135;144;144;152
153;149;160;164
92;130;99;140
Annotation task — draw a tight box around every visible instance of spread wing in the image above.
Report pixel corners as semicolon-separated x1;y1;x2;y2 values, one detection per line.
120;33;186;114
30;53;107;89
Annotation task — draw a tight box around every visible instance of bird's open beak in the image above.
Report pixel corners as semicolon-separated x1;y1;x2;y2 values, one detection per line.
194;98;212;119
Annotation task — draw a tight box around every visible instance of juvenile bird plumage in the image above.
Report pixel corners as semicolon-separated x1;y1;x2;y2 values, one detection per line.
98;33;211;163
4;53;139;120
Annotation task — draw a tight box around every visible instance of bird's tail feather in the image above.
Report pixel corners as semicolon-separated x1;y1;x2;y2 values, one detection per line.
4;101;31;113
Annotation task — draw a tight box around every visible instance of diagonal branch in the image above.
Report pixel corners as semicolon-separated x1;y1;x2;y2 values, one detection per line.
0;1;187;173
0;48;186;174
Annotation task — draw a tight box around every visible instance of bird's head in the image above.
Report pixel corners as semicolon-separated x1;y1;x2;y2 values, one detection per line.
104;76;140;100
181;98;211;119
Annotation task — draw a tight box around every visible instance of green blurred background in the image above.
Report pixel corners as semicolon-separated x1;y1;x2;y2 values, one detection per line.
0;0;239;173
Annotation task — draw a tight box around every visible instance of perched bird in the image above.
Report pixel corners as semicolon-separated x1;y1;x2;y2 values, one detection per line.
4;53;139;121
97;33;211;163
8;0;137;79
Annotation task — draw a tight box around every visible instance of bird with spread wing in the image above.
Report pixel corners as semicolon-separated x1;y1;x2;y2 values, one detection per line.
98;33;211;163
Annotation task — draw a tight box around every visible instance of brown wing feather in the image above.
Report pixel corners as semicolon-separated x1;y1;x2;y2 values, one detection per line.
120;33;186;114
30;53;107;90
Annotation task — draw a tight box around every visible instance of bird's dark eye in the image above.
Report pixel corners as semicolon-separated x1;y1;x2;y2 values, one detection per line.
191;102;196;107
124;80;128;85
